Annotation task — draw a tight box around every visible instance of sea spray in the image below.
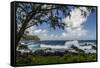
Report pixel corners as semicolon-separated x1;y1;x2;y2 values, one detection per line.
64;40;80;49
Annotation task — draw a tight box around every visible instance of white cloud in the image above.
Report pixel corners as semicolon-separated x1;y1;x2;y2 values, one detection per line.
34;29;42;34
63;7;90;28
61;7;90;40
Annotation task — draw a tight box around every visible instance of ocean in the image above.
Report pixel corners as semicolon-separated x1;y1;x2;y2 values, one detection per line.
19;40;97;53
39;40;96;45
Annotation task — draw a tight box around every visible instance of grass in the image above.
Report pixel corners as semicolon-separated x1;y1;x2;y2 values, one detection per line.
16;53;97;65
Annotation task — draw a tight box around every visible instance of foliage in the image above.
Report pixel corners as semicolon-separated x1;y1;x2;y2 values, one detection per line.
18;45;28;50
16;53;96;65
21;34;40;41
16;55;33;65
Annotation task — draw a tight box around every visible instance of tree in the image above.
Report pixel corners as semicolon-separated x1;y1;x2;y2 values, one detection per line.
16;2;95;48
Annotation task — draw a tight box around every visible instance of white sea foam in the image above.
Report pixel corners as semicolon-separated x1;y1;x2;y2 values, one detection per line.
79;46;92;50
40;44;68;49
84;49;96;53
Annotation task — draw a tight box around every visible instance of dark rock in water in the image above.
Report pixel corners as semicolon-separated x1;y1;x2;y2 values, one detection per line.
71;45;84;53
65;50;70;53
44;48;52;50
34;49;45;56
82;43;88;46
92;46;96;50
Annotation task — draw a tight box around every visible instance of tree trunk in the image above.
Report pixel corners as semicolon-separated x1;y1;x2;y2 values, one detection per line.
16;16;29;48
15;4;43;49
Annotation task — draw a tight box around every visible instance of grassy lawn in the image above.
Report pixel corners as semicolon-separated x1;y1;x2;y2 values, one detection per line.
16;53;97;65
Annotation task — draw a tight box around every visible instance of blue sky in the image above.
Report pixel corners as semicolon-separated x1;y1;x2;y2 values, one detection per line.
84;10;96;40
